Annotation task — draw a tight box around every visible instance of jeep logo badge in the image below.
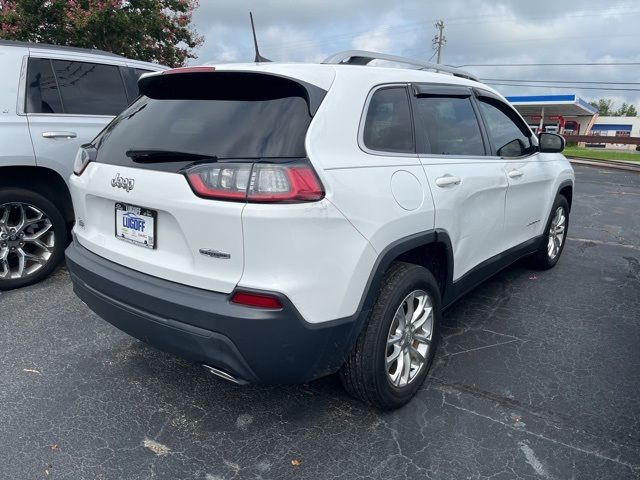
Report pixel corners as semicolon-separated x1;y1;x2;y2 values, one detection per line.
111;173;135;192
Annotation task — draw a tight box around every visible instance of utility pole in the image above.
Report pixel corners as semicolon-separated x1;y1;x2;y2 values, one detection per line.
433;20;446;64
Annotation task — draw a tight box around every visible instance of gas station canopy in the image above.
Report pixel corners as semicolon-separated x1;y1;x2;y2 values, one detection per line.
506;94;598;117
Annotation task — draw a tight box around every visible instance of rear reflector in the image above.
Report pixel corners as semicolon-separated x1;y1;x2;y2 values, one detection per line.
230;291;283;309
163;66;216;75
185;161;324;203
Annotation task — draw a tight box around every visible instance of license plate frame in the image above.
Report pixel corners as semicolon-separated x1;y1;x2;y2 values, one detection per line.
114;202;157;249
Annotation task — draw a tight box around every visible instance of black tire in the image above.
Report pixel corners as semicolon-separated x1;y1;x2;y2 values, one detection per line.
339;262;441;410
529;194;570;270
0;188;67;291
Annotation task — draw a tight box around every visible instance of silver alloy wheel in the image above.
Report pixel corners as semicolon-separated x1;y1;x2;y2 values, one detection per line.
0;203;55;280
547;206;566;260
385;289;434;388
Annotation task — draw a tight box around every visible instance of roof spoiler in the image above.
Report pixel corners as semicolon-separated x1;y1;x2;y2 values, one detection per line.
137;70;327;116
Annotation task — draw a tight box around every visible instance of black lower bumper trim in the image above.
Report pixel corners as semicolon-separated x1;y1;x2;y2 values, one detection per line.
65;241;362;384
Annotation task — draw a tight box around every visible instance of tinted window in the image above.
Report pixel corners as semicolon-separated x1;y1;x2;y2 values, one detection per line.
122;67;154;101
25;58;63;114
94;94;314;170
478;99;533;157
363;87;414;153
415;97;485;156
52;60;128;115
135;69;153;79
128;68;154;97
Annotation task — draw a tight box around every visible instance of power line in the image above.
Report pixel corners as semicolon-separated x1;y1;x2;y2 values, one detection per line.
484;82;640;92
480;78;640;85
255;3;640;53
451;32;640;46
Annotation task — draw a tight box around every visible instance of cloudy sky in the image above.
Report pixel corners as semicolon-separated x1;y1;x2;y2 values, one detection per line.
189;0;640;108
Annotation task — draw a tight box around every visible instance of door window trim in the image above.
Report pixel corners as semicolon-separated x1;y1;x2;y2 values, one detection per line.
16;55;28;116
358;83;418;158
20;55;127;118
410;83;490;158
473;88;538;159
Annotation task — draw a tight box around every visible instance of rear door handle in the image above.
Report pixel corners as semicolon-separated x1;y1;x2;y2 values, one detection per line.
435;175;461;187
42;131;77;139
508;169;524;178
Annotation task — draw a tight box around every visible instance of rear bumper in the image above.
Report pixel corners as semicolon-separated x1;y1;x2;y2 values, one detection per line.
65;241;363;384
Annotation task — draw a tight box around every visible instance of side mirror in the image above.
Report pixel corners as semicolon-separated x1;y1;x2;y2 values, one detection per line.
539;133;565;153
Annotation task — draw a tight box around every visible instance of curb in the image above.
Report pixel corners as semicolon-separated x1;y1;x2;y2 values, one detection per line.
567;157;640;173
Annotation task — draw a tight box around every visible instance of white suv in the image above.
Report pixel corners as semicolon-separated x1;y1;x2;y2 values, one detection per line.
65;52;573;409
0;40;165;289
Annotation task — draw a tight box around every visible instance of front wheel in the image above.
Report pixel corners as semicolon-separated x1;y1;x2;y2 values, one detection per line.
0;189;67;290
339;262;441;410
529;194;569;270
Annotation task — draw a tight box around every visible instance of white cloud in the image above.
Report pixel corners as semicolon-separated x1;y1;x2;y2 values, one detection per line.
189;0;640;107
352;26;394;52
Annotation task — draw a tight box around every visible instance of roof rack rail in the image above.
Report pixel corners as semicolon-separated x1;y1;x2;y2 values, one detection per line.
322;50;479;82
0;40;124;58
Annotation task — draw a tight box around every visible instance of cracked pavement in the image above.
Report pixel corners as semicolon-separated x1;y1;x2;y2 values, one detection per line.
0;165;638;479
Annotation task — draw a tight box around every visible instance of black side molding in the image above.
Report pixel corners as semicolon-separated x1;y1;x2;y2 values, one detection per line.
443;235;542;308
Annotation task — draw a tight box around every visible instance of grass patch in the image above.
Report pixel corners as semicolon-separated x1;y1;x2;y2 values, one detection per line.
564;146;640;162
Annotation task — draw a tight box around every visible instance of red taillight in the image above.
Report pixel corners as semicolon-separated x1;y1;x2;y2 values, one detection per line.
186;164;250;200
230;291;283;309
185;161;324;203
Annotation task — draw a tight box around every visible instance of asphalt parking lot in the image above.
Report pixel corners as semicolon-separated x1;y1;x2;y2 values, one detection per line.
1;164;638;480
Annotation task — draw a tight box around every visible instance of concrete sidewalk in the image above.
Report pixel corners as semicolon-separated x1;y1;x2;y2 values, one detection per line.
568;156;640;172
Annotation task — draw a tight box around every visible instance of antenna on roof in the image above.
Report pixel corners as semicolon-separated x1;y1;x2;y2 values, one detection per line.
249;12;271;63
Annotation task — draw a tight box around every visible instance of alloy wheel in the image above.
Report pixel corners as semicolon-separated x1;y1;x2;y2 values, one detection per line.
385;289;434;388
0;203;55;280
547;206;566;260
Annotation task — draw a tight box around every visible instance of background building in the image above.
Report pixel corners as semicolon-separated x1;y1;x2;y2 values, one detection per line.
507;94;640;151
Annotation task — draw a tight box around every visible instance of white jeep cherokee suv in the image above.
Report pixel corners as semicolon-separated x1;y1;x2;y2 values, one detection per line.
65;52;573;409
0;40;164;290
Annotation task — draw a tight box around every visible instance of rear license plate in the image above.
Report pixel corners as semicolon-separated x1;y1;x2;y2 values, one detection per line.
115;203;156;249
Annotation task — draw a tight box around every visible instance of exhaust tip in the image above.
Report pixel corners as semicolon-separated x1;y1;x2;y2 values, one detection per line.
202;364;248;385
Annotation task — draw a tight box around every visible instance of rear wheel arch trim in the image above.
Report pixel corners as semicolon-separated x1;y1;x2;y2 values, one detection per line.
356;229;454;319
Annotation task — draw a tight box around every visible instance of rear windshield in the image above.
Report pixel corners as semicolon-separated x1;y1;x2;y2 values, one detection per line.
93;72;324;170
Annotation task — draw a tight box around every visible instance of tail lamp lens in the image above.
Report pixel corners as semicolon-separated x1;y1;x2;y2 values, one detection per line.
185;162;324;203
230;291;283;309
73;145;97;176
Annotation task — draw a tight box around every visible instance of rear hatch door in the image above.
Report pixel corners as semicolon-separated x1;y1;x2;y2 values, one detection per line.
71;69;326;293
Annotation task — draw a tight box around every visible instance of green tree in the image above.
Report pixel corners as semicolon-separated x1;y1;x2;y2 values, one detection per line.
589;98;639;117
0;0;203;67
616;102;638;117
589;98;614;116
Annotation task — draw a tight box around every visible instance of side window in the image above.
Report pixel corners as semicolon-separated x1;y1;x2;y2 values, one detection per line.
25;58;63;114
134;68;154;79
51;60;128;115
415;96;485;156
123;67;154;99
362;87;414;153
478;99;533;157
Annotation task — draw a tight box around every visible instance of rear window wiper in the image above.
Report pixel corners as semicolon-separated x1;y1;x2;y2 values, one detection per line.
126;149;218;163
